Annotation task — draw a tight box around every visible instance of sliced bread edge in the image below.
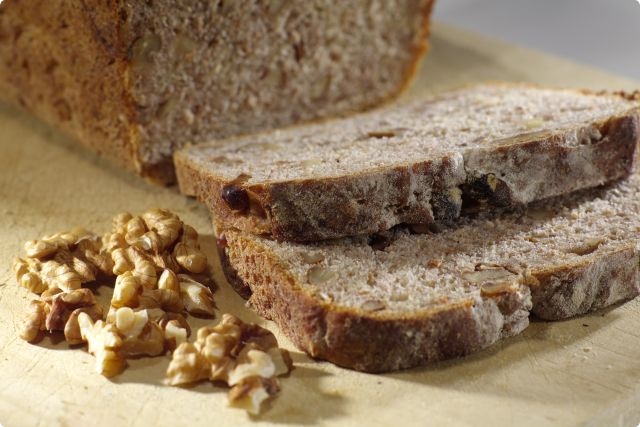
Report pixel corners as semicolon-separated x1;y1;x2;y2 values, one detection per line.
217;230;532;373
175;86;640;242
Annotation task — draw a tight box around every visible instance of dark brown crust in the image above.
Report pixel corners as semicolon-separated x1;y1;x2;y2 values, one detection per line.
220;231;531;373
176;107;640;242
176;154;464;242
528;246;640;320
219;230;640;372
216;234;253;300
464;110;640;206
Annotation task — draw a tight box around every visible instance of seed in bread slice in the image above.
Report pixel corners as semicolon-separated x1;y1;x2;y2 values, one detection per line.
175;84;640;241
217;171;640;372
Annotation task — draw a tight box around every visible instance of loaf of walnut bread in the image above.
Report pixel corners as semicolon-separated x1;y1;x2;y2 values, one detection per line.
218;169;640;372
0;0;434;183
176;84;640;242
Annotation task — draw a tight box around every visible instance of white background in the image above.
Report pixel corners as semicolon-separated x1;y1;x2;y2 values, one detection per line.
434;0;640;80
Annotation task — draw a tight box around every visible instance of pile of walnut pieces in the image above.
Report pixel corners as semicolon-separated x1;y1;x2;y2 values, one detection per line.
166;313;293;415
12;209;291;415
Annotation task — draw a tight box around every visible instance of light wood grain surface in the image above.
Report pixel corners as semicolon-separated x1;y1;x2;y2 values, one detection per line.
1;24;639;427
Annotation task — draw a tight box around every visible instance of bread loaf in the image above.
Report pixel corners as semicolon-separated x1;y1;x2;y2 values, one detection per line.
176;84;640;241
218;170;640;372
0;0;434;183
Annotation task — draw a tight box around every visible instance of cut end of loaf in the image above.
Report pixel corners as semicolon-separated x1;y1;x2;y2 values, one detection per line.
0;0;435;184
130;0;436;182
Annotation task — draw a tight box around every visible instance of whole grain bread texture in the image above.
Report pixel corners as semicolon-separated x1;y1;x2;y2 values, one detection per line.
176;84;640;242
217;170;640;372
0;0;434;183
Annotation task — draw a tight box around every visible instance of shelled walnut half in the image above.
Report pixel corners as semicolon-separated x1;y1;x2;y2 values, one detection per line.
12;230;111;295
18;288;104;343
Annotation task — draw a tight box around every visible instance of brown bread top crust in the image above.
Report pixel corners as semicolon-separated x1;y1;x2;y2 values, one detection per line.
0;0;434;183
176;85;640;241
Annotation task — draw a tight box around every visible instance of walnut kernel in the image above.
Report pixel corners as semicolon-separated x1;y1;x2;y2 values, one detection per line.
165;314;291;414
179;275;216;317
307;266;337;285
14;209;215;381
19;300;46;342
228;376;281;415
78;312;126;377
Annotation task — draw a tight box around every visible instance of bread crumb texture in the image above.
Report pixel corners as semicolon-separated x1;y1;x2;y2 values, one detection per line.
222;169;640;371
0;0;434;180
177;84;639;241
181;85;636;183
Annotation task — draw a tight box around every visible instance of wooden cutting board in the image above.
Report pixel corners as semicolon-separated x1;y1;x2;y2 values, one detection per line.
1;23;639;427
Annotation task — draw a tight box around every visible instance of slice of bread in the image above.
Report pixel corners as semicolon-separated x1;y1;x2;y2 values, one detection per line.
0;0;434;183
218;170;640;372
176;84;640;242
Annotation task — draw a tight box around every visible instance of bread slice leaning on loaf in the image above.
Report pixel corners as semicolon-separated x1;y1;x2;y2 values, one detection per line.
218;169;640;372
176;84;640;242
0;0;434;183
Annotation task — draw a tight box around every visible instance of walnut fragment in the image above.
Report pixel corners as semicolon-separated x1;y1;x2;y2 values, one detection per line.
166;314;292;415
14;209;215;378
13;210;292;414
